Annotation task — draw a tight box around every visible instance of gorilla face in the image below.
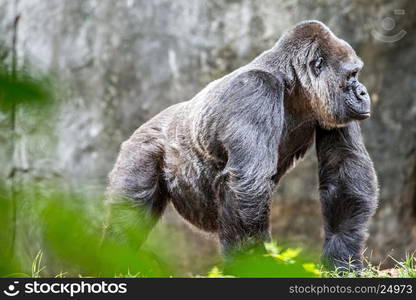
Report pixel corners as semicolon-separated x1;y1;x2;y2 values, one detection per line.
336;60;371;121
300;27;371;128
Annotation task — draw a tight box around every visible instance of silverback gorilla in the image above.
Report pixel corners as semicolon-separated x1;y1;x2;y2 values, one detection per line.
105;20;378;271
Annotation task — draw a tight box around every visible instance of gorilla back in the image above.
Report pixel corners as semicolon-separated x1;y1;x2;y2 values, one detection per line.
106;20;378;271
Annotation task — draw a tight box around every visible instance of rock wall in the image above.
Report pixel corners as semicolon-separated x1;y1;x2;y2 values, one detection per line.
0;0;415;267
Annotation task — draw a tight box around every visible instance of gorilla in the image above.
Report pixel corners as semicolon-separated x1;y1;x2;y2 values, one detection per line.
105;20;378;271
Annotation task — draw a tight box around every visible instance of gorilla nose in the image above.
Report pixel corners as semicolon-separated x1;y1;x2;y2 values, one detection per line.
354;84;368;101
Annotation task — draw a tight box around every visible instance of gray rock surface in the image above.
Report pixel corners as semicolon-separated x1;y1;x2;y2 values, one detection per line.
0;0;415;268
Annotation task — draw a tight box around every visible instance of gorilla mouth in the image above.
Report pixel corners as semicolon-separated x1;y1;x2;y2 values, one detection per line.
343;83;371;120
357;111;370;117
345;97;370;119
354;111;371;120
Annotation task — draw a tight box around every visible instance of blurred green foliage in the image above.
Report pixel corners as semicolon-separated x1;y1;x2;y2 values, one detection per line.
0;182;170;277
219;242;320;278
0;182;322;278
2;181;415;278
0;185;21;276
0;67;53;111
0;180;322;277
40;187;171;277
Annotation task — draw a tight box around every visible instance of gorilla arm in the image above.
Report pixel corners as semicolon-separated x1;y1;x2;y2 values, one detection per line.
316;121;378;270
213;70;285;256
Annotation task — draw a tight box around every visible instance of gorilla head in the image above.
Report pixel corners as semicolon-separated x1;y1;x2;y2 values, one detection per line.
276;21;371;128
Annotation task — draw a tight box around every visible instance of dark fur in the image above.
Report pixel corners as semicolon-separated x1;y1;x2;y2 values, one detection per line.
105;21;378;270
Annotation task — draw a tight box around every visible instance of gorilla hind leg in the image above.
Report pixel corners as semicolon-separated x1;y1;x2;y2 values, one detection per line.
103;137;168;250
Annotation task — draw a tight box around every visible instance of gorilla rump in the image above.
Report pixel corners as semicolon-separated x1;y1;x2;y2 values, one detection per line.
105;20;378;270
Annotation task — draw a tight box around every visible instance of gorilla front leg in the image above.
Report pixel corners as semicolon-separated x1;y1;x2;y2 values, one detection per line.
316;122;378;271
211;69;284;258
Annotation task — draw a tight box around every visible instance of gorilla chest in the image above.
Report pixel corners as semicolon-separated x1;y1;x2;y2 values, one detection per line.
275;121;316;180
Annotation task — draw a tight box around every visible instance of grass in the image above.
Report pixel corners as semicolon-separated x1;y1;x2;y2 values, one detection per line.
10;237;416;278
204;249;416;278
318;252;416;278
19;247;416;278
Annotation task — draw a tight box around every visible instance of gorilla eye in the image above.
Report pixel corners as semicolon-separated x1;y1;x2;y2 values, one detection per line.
312;57;324;76
350;71;358;78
